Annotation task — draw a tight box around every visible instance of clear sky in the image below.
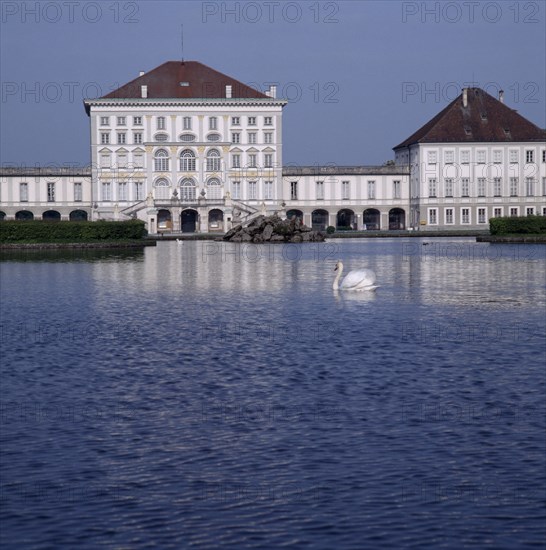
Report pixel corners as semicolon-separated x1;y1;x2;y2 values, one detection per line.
1;0;545;167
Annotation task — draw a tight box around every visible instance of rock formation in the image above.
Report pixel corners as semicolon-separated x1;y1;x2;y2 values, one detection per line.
223;214;325;243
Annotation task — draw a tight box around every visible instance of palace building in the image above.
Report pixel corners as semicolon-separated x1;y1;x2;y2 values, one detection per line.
1;62;544;231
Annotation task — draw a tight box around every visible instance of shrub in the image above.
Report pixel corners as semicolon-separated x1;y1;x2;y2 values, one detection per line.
489;216;546;235
326;226;336;234
0;220;147;243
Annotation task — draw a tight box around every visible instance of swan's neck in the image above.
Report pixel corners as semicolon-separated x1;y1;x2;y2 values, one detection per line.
333;264;343;290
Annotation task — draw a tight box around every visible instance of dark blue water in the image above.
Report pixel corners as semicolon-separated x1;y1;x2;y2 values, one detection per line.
1;238;545;549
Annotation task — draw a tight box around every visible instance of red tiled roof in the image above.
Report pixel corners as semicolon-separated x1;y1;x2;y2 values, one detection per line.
394;87;545;149
102;61;269;99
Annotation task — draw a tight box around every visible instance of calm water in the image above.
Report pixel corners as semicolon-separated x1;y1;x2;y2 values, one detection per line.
1;238;545;549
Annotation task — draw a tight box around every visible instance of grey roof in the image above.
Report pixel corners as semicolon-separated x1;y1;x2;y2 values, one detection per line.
1;165;409;177
0;166;92;177
282;165;409;177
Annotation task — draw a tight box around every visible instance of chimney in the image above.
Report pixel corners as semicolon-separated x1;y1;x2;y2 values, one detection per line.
499;89;504;103
266;85;277;99
462;88;468;108
141;85;148;99
226;85;232;99
139;70;145;77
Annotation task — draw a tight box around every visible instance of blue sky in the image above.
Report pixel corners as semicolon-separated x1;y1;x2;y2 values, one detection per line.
1;0;545;167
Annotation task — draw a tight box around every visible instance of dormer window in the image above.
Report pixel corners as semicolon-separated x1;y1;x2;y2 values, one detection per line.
464;126;472;135
480;113;487;120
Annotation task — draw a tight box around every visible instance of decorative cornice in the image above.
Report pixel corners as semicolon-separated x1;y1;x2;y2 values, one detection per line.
84;97;288;114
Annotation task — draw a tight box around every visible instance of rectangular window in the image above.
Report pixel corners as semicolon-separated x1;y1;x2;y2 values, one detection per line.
477;150;486;164
206;155;220;172
367;180;375;199
264;154;273;168
157;117;165;130
248;132;257;144
493;208;502;218
248;154;257;168
248;116;256;126
393;180;401;199
232;154;240;168
20;182;28;202
264;180;273;200
117;116;126;126
525;150;534;163
102;182;111;201
134;181;143;200
117;153;128;169
461;178;469;197
248;181;257;200
264;132;273;144
542;177;546;196
461;208;470;224
510;177;518;196
118;181;127;201
231;116;240;125
342;180;350;199
493;150;502;163
428;208;437;225
100;116;109;126
133;132;143;144
526;207;535;216
100;133;110;144
445;178;453;197
477;178;486;197
316;181;324;200
100;153;111;168
427;151;437;164
155;155;169;172
209;117;217;130
428;178;437;197
542;150;546;163
290;181;298;200
445;208;454;224
542;207;546;216
444;151;454;164
133;116;142;125
510;207;519;217
264;116;272;126
183;117;192;130
460;150;470;164
47;182;55;202
74;181;83;202
493;177;502;197
117;133;126;145
525;178;534;196
134;153;144;169
232;132;240;143
478;207;487;224
232;181;240;199
509;150;518;163
493;178;502;197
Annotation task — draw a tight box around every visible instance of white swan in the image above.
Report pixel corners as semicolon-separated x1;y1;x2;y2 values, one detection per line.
333;260;378;291
176;238;183;245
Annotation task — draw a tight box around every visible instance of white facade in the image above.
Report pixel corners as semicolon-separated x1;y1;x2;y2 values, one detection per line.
395;142;546;229
0;167;91;221
84;91;286;233
281;166;410;230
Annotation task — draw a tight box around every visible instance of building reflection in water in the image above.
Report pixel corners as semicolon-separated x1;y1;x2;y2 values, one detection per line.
87;239;545;310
